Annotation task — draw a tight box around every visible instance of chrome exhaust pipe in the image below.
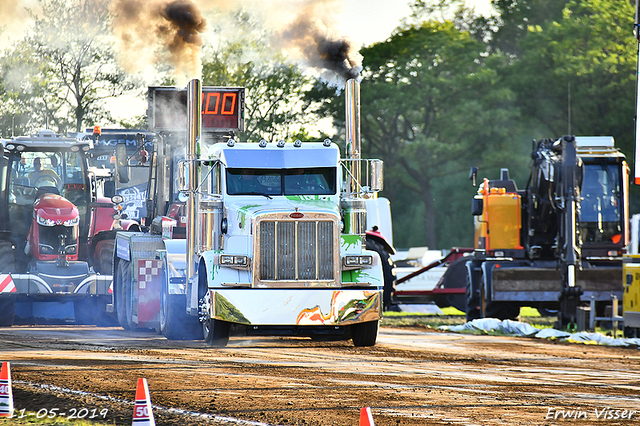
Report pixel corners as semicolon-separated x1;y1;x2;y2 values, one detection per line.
186;79;201;280
342;79;366;240
345;79;361;192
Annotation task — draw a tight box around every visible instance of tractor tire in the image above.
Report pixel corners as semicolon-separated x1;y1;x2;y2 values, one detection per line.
74;298;98;325
351;320;379;347
0;241;17;326
441;256;469;312
160;270;203;341
0;241;16;274
0;297;16;327
203;318;230;347
465;265;481;322
115;260;134;330
480;270;519;320
484;302;520;320
96;240;115;276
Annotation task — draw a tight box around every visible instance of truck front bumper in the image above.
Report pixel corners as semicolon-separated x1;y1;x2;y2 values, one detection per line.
209;288;382;326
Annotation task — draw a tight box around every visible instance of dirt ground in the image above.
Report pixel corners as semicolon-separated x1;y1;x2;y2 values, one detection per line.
2;323;640;426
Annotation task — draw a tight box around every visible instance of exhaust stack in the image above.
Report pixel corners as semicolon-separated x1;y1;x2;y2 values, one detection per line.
342;78;366;240
186;79;201;280
345;79;361;192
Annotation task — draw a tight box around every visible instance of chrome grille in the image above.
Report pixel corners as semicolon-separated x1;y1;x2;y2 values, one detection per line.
258;219;335;282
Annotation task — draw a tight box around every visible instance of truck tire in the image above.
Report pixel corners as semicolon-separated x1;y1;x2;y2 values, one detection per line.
160;271;203;341
351;320;379;346
203;318;230;347
115;260;133;330
0;241;17;326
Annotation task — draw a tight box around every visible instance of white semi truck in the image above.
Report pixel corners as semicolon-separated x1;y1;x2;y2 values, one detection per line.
111;79;387;346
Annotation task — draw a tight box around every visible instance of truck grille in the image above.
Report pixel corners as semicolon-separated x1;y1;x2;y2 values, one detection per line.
258;219;335;282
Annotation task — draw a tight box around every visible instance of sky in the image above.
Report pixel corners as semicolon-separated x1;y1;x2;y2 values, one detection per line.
104;0;494;124
0;0;495;126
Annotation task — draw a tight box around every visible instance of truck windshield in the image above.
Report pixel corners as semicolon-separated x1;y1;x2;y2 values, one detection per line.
579;162;622;244
226;168;336;196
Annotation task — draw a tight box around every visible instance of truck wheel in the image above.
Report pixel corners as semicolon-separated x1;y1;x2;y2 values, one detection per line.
351;320;379;346
160;271;203;340
115;260;133;330
0;297;16;327
203;318;230;347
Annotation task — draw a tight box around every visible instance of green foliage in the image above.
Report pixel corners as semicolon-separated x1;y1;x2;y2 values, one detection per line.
0;0;136;135
356;20;523;248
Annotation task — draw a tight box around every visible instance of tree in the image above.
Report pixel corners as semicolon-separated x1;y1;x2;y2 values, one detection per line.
201;11;320;143
356;20;522;248
0;0;136;135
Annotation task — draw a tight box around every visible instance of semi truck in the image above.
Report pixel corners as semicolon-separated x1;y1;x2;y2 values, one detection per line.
111;79;387;346
0;130;132;325
466;135;628;329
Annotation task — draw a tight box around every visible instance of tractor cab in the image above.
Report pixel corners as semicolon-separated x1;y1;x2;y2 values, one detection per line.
1;130;105;272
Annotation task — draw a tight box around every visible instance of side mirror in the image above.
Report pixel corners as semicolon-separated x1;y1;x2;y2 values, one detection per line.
469;167;478;187
370;160;383;192
103;180;116;198
115;143;130;184
471;196;483;216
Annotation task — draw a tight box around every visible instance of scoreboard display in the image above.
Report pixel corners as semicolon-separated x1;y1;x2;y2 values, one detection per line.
148;86;245;133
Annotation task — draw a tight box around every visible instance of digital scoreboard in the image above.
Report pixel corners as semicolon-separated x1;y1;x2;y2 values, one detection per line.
148;86;245;133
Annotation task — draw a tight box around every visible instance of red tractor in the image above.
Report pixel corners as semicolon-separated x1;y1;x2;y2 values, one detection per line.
0;129;138;325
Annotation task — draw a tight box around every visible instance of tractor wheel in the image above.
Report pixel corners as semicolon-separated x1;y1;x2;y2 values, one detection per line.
0;297;16;327
441;256;469;312
482;268;519;320
74;298;98;325
160;270;203;340
115;260;134;330
96;240;115;276
351;320;379;347
0;241;16;274
203;318;230;347
0;241;17;326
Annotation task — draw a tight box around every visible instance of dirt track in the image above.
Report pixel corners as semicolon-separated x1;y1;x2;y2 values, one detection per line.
2;324;640;425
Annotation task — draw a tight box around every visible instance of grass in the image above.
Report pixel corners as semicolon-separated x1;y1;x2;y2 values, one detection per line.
2;415;113;425
381;306;558;330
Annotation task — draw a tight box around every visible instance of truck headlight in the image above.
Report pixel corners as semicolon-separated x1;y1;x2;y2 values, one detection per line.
343;255;374;267
218;255;249;267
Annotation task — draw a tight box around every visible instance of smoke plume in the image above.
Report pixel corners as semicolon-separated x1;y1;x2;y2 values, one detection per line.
110;0;207;84
271;0;362;82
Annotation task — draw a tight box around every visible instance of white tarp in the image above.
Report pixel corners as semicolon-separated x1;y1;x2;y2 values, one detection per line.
439;318;640;348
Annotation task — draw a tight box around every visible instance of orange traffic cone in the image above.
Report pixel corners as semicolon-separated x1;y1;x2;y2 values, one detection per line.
132;378;155;426
0;362;13;418
359;406;375;426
